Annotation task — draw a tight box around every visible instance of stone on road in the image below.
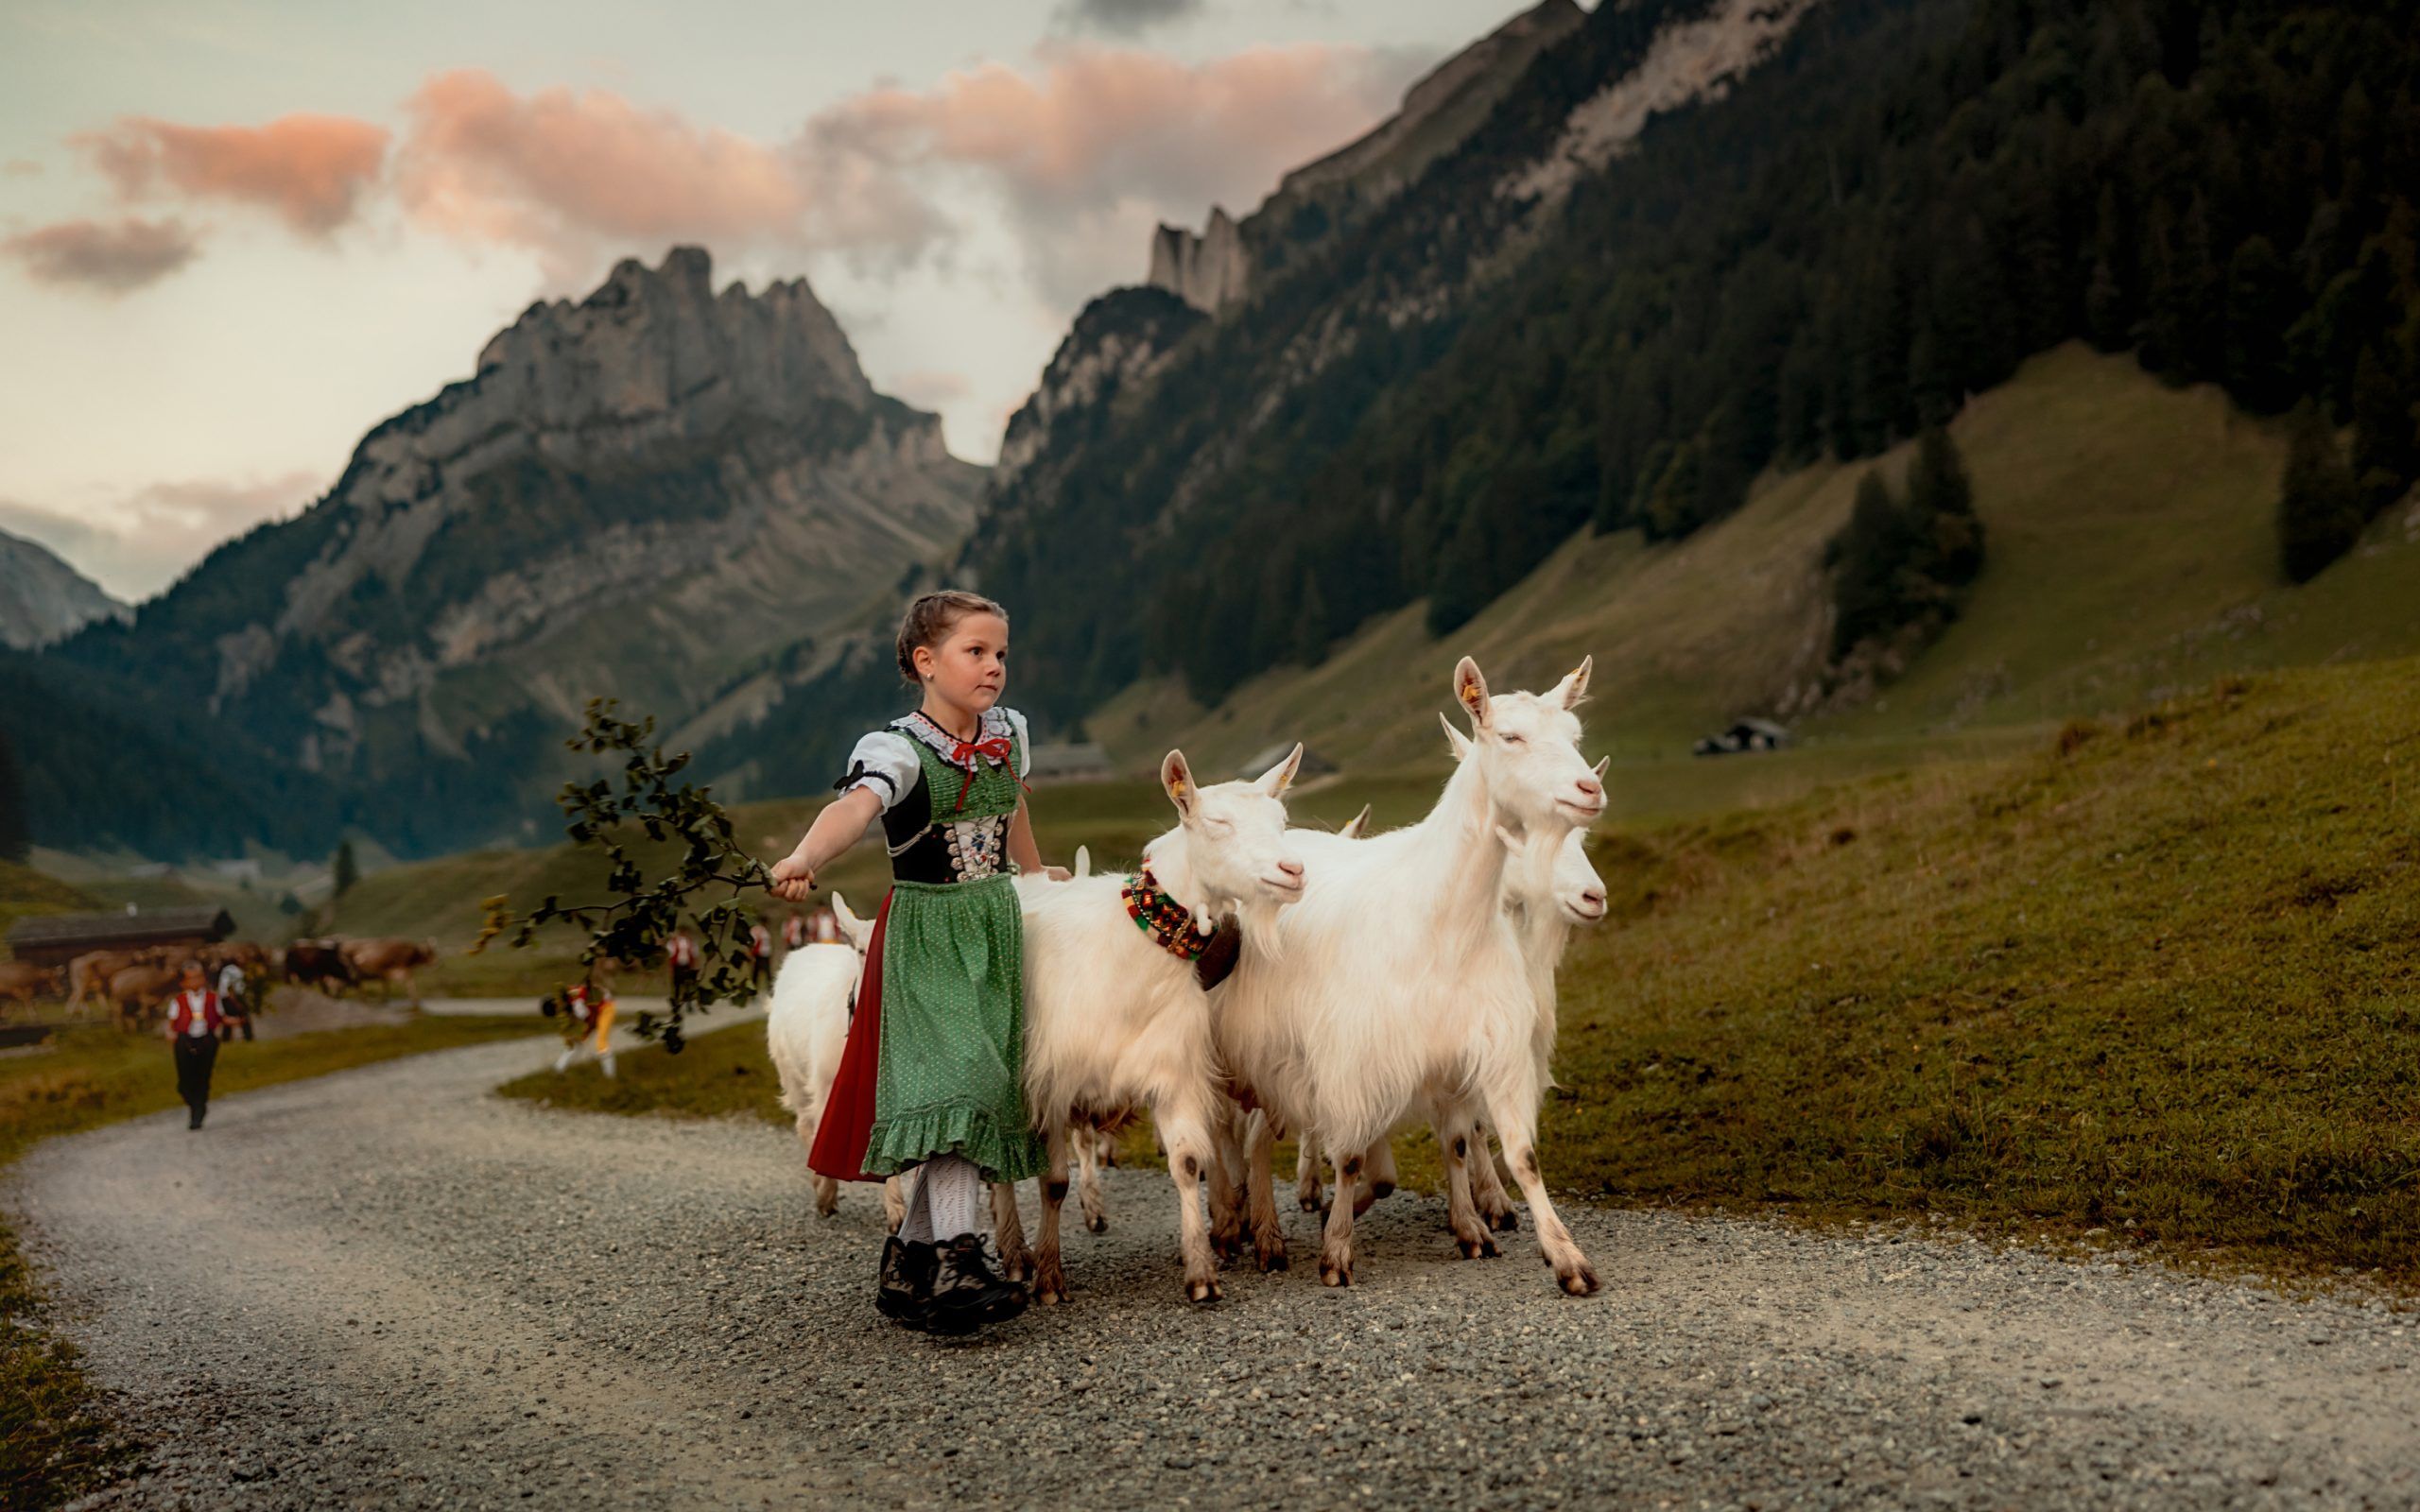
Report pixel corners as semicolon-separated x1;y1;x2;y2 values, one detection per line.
8;1036;2416;1509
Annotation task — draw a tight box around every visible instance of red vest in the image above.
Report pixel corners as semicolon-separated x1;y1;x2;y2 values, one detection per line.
166;990;225;1038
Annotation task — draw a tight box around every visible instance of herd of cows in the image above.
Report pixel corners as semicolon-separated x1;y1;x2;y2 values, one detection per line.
0;936;441;1029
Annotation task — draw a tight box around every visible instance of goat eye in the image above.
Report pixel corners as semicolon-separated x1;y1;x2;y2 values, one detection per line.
1502;732;1527;746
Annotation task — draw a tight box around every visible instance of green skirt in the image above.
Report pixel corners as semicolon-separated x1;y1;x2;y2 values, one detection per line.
864;874;1047;1184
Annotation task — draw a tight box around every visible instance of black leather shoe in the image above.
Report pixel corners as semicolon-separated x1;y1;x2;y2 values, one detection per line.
927;1234;1028;1334
875;1237;937;1330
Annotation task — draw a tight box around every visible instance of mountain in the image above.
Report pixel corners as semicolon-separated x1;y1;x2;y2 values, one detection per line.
719;0;2420;807
26;247;984;859
0;528;127;649
1147;0;1588;314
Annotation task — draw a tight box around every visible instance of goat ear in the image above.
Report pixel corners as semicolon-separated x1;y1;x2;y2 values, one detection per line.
1592;755;1610;782
1453;656;1492;729
1161;750;1197;817
1072;845;1092;880
1338;802;1372;839
832;894;871;950
1258;742;1305;797
1552;655;1594;710
1437;711;1473;762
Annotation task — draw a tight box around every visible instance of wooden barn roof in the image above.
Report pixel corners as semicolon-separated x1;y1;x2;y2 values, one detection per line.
5;906;236;957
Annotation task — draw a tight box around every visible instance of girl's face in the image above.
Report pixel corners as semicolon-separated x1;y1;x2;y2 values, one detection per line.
915;611;1009;713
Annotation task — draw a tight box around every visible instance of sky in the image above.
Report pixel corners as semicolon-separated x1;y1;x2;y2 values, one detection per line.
0;0;1535;603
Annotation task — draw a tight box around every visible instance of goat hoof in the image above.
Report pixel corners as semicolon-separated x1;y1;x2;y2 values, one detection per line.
1559;1264;1599;1297
1186;1279;1222;1304
1319;1261;1352;1288
1296;1191;1322;1212
1489;1210;1520;1233
1256;1245;1288;1274
1086;1215;1108;1235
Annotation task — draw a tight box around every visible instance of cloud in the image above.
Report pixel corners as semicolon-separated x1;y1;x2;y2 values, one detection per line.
1052;0;1207;37
801;42;1426;302
73;112;390;236
0;216;200;295
390;69;940;286
888;369;973;410
0;472;321;602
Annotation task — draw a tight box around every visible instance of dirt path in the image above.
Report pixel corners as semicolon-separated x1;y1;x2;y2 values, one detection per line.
9;1036;2415;1509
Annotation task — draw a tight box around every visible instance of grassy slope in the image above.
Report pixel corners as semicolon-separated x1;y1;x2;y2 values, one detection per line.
0;863;99;951
0;1012;538;1507
490;657;2420;1290
1093;345;2420;812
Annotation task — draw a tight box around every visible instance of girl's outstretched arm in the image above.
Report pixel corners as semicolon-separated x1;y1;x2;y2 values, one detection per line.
770;786;883;901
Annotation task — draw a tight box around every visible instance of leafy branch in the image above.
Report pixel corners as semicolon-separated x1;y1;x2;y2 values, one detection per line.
475;699;779;1051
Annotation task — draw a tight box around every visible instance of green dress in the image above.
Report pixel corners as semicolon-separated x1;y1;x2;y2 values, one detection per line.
854;713;1047;1185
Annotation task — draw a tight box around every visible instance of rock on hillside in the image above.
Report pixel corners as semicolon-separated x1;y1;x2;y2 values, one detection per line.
0;529;127;649
39;246;984;856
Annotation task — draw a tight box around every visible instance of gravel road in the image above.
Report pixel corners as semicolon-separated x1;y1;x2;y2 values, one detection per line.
9;1034;2416;1510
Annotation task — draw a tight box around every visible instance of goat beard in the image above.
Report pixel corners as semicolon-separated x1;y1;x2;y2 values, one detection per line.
1232;898;1287;966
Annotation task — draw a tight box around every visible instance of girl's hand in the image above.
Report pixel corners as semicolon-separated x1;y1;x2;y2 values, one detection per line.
769;854;817;902
1043;866;1072;882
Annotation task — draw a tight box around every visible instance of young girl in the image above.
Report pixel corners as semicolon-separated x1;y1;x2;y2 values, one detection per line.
771;590;1063;1335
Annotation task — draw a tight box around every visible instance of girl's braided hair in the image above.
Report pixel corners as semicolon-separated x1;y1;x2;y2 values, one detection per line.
895;590;1009;685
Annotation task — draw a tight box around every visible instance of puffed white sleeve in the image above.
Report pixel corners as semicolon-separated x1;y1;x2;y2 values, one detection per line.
838;730;920;814
1005;707;1032;777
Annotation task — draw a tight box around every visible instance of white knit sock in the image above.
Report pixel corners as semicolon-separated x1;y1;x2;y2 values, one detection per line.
898;1165;937;1244
924;1154;984;1242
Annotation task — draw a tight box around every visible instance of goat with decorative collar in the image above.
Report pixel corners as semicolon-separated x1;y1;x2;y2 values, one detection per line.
1002;745;1306;1306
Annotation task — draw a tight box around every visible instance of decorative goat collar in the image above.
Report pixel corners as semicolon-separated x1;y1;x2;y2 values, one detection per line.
1122;863;1214;963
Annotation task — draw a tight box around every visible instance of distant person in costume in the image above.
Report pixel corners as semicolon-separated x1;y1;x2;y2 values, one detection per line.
771;590;1068;1335
749;919;773;989
163;960;226;1129
810;905;839;945
666;929;700;1002
216;956;255;1042
552;981;617;1077
783;909;807;954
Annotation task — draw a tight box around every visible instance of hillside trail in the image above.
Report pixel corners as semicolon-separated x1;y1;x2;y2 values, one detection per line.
9;1036;2414;1510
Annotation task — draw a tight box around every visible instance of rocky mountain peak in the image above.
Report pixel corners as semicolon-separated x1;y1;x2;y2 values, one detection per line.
0;528;128;649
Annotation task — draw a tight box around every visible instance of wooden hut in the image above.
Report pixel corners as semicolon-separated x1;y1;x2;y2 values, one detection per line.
4;906;235;970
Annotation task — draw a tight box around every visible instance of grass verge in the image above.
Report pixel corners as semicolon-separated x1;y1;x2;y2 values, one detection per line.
0;1013;538;1509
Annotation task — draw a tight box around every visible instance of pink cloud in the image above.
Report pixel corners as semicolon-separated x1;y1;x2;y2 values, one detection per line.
802;42;1426;301
391;69;876;284
74;112;390;236
1;216;200;295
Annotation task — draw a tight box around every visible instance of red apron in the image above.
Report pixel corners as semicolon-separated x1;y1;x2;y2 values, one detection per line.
806;891;893;1183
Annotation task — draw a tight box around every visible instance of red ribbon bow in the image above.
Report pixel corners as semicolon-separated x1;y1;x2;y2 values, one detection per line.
947;734;1023;811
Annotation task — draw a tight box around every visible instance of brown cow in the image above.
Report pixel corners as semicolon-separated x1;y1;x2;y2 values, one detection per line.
0;959;62;1010
67;948;167;1012
105;962;183;1032
282;939;357;994
341;937;439;1005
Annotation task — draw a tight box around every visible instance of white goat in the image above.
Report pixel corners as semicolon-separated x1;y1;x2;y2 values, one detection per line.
764;896;896;1224
1292;798;1611;1242
996;747;1307;1304
1214;657;1608;1294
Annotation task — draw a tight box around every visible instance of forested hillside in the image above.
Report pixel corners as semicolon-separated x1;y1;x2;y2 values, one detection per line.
989;0;2420;714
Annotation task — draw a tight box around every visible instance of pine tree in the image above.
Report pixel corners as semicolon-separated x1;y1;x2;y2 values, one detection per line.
1908;427;1984;586
0;725;29;865
2222;236;2298;414
1292;571;1331;666
1827;472;1912;659
333;838;359;898
2349;346;2417;512
2276;404;2365;583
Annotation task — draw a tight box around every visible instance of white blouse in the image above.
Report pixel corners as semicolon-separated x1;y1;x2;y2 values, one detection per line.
841;707;1031;816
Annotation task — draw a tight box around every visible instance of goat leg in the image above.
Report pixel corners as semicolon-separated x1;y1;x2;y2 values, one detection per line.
1318;1150;1360;1287
1294;1129;1325;1212
1243;1109;1288;1272
1033;1128;1073;1305
991;1180;1031;1283
1074;1126;1109;1235
1483;1090;1598;1297
1162;1109;1222;1304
